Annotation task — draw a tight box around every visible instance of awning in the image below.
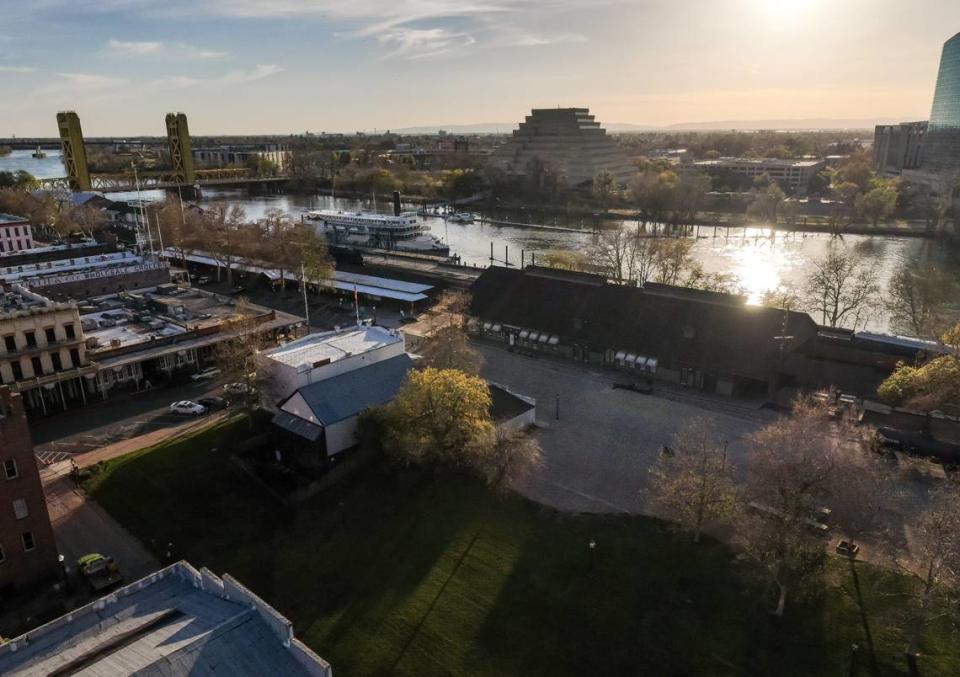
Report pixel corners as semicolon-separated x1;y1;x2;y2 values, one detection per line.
636;356;649;369
519;330;529;340
491;324;502;332
538;333;549;343
528;331;540;342
272;411;324;442
625;353;638;365
548;335;559;345
482;321;492;331
615;350;626;361
646;357;658;373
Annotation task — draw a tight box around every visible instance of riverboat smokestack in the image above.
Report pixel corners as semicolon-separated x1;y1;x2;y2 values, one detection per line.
393;191;402;217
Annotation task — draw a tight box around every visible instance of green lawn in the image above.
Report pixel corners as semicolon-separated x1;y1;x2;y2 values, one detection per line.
85;417;960;676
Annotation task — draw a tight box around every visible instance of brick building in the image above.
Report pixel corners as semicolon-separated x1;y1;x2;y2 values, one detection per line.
0;387;58;591
0;215;33;254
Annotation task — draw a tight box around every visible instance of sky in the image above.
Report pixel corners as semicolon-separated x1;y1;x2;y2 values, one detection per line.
1;0;959;136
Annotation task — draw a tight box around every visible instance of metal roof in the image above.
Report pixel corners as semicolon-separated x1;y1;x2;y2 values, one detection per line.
262;325;401;369
0;561;330;676
272;410;324;441
281;353;413;427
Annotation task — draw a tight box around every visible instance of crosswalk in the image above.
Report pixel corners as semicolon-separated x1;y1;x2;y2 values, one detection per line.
36;449;75;466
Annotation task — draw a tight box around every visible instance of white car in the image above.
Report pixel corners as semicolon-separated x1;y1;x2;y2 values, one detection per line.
169;400;207;416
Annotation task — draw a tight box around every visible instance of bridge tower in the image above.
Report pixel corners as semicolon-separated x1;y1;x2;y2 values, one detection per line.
56;111;91;191
165;113;196;185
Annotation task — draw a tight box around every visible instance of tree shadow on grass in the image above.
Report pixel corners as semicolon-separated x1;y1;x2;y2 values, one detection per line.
474;507;843;677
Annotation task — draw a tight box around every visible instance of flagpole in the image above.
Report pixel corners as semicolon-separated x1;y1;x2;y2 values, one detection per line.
354;282;360;327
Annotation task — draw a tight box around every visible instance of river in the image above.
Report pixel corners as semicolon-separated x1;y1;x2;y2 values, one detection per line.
2;150;955;333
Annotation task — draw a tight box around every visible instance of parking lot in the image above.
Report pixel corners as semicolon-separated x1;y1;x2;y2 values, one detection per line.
477;342;770;514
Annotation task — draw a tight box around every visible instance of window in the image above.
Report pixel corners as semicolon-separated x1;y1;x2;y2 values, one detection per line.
51;353;62;371
30;356;42;376
24;331;36;348
13;498;28;520
65;324;76;340
11;361;23;381
45;327;56;344
3;458;17;479
21;531;35;552
70;348;81;368
3;335;15;352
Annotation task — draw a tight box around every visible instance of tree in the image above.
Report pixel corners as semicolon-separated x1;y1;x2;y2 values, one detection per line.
53;204;109;239
631;169;677;226
0;188;55;230
592;170;616;210
803;243;879;329
673;171;711;223
591;228;638;283
260;208;299;292
855;184;898;226
902;481;960;675
0;170;38;189
213;297;274;408
649;418;738;543
155;198;203;277
877;321;960;413
417;291;483;374
197;203;250;285
539;249;589;271
491;429;544;486
382;368;498;476
749;182;785;223
650;238;695;286
739;398;842;616
298;224;335;297
886;261;958;339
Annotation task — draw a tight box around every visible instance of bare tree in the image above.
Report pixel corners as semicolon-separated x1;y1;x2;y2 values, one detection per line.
649;418;738;543
886;261;958;339
197;203;250;286
650;238;695;286
803;242;879;329
739;397;846;616
418;291;483;374
902;481;960;675
492;429;544;487
212;297;274;407
154;198;203;278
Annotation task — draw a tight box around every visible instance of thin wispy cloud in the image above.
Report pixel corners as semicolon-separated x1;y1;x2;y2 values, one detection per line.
125;0;599;59
150;64;284;89
106;38;163;55
105;38;227;59
0;65;35;73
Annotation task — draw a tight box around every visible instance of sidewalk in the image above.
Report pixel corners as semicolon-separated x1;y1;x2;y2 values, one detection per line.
70;411;230;470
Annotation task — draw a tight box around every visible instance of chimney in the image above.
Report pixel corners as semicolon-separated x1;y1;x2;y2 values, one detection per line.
392;191;402;217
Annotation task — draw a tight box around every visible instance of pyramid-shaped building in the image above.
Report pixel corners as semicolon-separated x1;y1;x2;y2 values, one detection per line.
492;108;635;186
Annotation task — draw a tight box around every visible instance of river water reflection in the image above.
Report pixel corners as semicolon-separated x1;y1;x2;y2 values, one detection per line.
2;152;954;333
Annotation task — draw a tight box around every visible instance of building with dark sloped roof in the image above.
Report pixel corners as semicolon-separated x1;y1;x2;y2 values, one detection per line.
0;561;332;676
273;353;415;457
469;266;819;397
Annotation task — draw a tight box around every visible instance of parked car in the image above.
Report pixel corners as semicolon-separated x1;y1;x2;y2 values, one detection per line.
169;400;207;416
77;553;122;591
198;396;227;410
190;367;221;382
223;382;255;397
836;540;860;558
613;381;654;395
196;275;211;285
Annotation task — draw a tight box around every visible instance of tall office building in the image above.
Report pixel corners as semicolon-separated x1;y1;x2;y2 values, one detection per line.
922;32;960;171
492;108;635;187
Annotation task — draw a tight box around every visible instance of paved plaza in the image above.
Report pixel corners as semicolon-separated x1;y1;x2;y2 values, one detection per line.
478;342;771;514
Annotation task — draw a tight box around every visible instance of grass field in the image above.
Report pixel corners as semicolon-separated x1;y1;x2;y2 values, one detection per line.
85;417;960;676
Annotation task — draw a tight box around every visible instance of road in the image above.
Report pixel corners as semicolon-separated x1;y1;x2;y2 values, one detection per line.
31;378;235;461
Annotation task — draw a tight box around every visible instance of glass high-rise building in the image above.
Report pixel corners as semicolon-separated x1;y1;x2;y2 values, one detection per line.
923;32;960;170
